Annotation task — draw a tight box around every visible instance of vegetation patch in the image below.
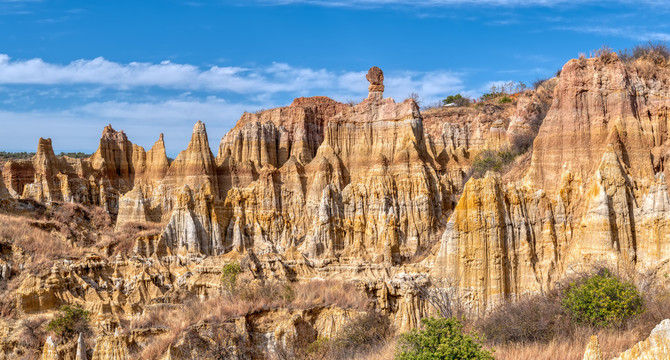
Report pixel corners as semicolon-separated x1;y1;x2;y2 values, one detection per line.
561;269;644;328
470;150;517;178
220;261;242;294
46;305;90;340
480;81;526;102
395;317;493;360
618;41;670;63
442;93;471;107
299;312;393;360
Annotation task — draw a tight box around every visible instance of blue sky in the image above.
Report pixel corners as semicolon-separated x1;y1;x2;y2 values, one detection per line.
0;0;669;156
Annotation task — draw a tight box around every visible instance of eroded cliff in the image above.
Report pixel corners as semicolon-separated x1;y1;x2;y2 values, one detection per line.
2;55;670;358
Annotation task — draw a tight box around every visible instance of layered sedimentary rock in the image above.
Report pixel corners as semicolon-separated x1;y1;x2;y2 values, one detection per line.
7;56;670;358
433;172;563;313
214;68;450;262
422;78;556;173
527;54;670;196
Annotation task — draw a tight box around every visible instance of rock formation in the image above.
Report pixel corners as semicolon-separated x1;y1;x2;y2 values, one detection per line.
583;319;670;360
583;335;603;360
5;56;670;358
366;66;385;100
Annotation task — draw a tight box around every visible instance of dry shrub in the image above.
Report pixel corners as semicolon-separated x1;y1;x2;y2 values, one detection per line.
635;59;659;79
594;45;616;63
98;221;163;256
133;279;369;359
630;282;670;337
493;327;642;360
51;203;112;245
619;41;670;64
329;312;393;359
88;206;111;229
356;338;397;360
53;202;110;229
279;311;393;360
17;315;48;349
292;280;369;311
477;292;572;345
0;214;86;274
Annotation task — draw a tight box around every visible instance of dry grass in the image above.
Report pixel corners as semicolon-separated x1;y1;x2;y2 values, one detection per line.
292;279;370;311
133;279;370;359
492;327;642;360
476;266;670;360
0;213;87;274
96;221;163;256
356;339;397;360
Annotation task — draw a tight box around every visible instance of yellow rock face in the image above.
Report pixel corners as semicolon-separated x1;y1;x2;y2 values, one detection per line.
10;59;670;359
434;172;561;313
583;335;603;360
583;319;670;360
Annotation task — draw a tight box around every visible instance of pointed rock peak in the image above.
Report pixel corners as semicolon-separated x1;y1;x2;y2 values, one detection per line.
193;120;206;134
150;134;166;152
582;335;603;360
186;121;211;152
656;172;666;184
76;333;87;360
36;138;55;156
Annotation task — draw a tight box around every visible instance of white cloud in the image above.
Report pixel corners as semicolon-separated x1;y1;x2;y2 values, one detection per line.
0;54;465;104
0;55;463;102
0;97;255;156
557;26;670;42
0;55;469;154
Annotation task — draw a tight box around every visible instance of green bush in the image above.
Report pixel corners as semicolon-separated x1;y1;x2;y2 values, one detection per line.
498;96;513;104
396;317;493;360
221;262;242;293
471;150;518;178
561;269;644;328
442;94;470;107
46;305;90;339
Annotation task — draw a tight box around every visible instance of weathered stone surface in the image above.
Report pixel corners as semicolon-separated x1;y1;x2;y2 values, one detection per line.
583;335;603;360
11;58;670;358
527;54;670;196
42;336;58;360
584;319;670;360
366;66;384;99
611;319;670;359
433;172;561;313
91;333;129;360
76;333;87;360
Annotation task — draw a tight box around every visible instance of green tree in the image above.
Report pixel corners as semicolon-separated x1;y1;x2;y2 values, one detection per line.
443;94;470;107
221;262;242;293
46;305;90;340
396;317;493;360
561;269;644;328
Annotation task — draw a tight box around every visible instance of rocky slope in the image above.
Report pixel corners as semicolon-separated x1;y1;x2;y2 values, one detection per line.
2;55;670;358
